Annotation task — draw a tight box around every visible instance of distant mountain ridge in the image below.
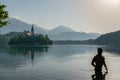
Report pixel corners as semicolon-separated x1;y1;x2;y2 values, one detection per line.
0;18;100;40
0;18;48;34
48;25;75;35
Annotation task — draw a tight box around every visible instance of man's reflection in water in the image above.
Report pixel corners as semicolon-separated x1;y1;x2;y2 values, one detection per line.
91;71;108;80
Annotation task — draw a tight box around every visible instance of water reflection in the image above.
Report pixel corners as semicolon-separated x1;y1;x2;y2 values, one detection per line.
8;45;48;55
91;71;108;80
103;45;120;55
0;45;120;80
0;45;49;69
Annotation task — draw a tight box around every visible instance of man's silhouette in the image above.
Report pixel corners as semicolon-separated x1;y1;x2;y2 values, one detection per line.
91;48;108;74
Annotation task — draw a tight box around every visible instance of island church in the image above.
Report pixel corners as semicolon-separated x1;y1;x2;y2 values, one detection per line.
8;24;52;45
23;25;35;36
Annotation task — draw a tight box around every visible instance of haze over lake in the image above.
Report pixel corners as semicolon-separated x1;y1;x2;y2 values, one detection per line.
0;45;120;80
1;0;120;80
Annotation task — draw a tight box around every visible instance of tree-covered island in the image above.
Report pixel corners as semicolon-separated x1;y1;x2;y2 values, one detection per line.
8;25;52;45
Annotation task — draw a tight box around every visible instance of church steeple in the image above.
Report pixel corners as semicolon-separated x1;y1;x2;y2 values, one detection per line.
31;25;34;35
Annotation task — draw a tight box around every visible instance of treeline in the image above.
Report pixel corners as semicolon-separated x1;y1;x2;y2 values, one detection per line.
0;32;52;45
8;34;52;45
53;39;95;45
1;29;120;45
0;35;8;45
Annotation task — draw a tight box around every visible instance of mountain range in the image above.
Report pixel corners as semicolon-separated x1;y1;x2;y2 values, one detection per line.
0;18;100;40
54;30;120;45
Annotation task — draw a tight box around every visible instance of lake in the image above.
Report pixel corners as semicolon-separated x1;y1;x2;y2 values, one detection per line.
0;45;120;80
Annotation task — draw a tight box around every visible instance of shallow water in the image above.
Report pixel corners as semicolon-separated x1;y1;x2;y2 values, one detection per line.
0;45;120;80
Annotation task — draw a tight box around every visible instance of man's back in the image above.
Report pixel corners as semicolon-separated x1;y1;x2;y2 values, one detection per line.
94;55;104;67
92;55;105;72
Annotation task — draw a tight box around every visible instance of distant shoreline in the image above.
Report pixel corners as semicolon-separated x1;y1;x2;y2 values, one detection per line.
53;40;120;45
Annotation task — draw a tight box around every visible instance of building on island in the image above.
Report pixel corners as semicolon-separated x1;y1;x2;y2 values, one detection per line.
31;25;34;36
23;25;35;36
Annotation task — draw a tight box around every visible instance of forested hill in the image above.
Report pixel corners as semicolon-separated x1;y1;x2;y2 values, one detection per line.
95;30;120;45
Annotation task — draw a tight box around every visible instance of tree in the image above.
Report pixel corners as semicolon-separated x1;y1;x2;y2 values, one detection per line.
0;3;9;27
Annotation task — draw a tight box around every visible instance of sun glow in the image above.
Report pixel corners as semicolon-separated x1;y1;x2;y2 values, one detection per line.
103;0;119;5
96;0;120;9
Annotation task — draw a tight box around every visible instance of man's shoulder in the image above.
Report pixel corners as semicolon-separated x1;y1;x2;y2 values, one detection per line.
101;56;105;59
94;55;105;59
93;55;98;59
94;55;98;57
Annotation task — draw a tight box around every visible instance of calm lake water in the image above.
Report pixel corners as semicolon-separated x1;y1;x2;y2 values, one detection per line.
0;45;120;80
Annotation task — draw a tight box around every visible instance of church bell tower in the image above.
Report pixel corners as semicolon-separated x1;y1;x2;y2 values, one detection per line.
31;25;34;36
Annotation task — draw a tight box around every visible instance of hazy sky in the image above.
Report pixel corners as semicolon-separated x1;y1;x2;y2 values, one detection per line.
1;0;120;33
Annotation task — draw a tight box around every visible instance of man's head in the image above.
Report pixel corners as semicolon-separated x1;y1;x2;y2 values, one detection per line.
97;47;103;56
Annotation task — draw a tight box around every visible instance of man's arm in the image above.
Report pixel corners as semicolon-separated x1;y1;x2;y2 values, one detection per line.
103;58;108;71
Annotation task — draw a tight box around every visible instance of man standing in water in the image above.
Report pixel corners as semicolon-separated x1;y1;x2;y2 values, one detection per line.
91;48;108;74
